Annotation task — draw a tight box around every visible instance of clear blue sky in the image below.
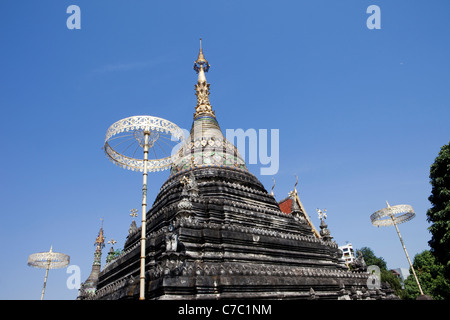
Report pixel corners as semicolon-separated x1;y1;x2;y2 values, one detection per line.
0;0;449;300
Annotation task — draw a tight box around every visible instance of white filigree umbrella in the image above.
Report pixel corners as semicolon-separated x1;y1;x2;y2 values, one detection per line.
371;201;424;295
104;115;184;300
27;246;70;300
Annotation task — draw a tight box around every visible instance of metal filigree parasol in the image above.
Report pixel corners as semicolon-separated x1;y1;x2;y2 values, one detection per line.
370;201;424;295
27;246;70;300
104;115;184;300
370;203;415;227
104;115;184;172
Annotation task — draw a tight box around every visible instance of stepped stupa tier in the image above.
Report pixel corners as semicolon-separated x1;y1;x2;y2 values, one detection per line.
79;42;397;300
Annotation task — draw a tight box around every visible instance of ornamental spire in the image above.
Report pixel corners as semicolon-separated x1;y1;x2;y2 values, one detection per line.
193;38;215;119
95;218;105;248
78;220;106;299
93;220;105;265
194;38;209;71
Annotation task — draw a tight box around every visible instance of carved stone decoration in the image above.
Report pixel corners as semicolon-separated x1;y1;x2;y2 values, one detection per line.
177;172;200;211
180;172;200;198
177;198;193;211
128;220;138;236
350;250;367;272
319;219;333;241
336;248;348;268
308;288;317;300
187;172;199;197
194;80;215;118
165;232;179;252
149;252;187;281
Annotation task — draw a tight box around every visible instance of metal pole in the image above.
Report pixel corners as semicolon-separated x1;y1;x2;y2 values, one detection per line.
390;216;424;295
139;130;150;300
392;219;423;295
40;259;51;300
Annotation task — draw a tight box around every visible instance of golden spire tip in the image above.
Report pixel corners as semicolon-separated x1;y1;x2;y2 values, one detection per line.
194;38;209;73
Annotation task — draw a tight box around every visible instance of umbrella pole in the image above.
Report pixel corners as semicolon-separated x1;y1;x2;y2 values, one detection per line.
139;130;149;300
391;216;424;295
40;260;51;300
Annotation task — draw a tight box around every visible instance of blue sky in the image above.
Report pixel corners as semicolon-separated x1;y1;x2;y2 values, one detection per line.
0;0;449;299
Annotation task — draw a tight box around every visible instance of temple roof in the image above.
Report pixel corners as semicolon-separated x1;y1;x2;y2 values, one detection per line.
278;187;321;238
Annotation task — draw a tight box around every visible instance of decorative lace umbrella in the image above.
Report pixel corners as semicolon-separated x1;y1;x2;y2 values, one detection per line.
370;201;424;295
27;246;70;300
104;115;184;300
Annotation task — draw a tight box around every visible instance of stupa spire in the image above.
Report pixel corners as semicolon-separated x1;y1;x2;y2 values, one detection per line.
193;38;214;119
169;40;248;176
92;220;105;266
194;38;210;73
95;219;105;249
77;220;106;298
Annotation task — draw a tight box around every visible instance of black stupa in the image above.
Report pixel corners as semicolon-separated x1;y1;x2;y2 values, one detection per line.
78;44;397;300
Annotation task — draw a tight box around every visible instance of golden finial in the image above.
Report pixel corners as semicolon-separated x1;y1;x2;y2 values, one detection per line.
317;208;327;221
194;38;210;73
193;38;214;119
95;218;105;246
130;208;138;218
271;178;275;196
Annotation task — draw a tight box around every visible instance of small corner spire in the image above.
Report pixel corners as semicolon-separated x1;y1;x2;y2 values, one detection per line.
95;218;105;248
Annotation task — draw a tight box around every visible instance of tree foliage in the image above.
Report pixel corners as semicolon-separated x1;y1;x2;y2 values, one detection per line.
402;250;450;300
427;141;450;277
359;247;387;270
380;269;403;296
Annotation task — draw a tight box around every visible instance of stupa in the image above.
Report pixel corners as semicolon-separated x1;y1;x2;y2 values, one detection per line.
77;223;105;298
78;43;395;300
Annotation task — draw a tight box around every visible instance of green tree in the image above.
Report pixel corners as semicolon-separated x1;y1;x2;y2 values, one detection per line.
380;269;403;296
402;250;450;300
426;141;450;278
358;247;387;270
